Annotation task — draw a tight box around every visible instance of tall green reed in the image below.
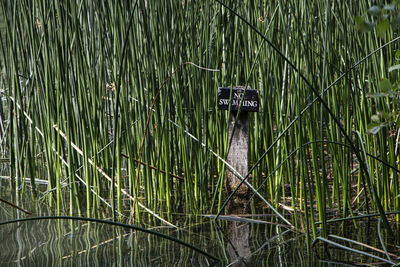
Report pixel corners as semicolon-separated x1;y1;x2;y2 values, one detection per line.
1;0;399;238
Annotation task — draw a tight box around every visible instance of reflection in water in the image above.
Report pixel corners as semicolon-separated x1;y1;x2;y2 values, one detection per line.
226;221;251;266
0;212;394;266
224;188;251;266
0;217;220;266
1;183;397;266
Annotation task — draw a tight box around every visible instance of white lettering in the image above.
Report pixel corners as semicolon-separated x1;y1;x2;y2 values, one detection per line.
219;99;230;105
234;92;243;99
219;97;258;109
243;100;257;107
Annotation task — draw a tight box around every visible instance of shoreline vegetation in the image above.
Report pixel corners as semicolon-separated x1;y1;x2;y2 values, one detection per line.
0;0;399;264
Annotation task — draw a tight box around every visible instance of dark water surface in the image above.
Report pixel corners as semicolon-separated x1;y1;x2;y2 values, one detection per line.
0;181;398;266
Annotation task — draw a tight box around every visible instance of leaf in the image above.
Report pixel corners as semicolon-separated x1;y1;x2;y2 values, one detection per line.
395;50;400;59
383;4;396;11
380;111;394;121
355;16;376;32
355;16;366;31
377;19;389;37
367;92;391;98
371;114;380;123
389;64;400;72
379;78;392;92
368;125;382;135
391;13;400;29
368;6;382;16
367;123;384;134
355;16;365;25
365;21;377;31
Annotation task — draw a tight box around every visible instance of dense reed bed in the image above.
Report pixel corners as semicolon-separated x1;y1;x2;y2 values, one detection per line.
1;0;399;245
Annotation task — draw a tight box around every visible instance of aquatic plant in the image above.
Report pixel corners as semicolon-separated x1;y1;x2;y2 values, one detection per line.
1;1;399;261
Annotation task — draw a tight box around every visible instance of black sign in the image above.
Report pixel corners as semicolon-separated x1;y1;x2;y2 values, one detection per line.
217;87;259;112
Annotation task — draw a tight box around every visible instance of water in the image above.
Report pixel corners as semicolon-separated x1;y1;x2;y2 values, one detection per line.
0;215;309;266
0;181;398;266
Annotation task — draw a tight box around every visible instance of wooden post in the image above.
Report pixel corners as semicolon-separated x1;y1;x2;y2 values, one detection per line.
217;86;259;211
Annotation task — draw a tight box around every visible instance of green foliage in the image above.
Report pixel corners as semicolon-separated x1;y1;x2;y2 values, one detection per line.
355;4;400;135
1;0;399;243
367;64;400;134
356;3;400;37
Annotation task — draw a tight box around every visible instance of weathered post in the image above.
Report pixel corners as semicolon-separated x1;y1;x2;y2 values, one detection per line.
217;86;259;212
